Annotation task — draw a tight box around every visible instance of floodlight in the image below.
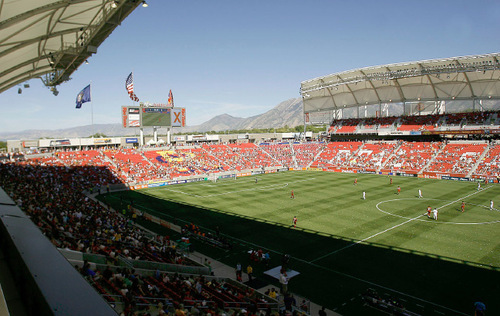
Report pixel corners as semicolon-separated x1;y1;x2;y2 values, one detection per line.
142;1;148;7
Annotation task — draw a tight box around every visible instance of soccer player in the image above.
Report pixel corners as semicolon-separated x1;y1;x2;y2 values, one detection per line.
354;178;358;185
491;200;494;210
390;177;393;185
461;201;465;213
432;208;438;220
255;177;258;184
362;191;366;200
426;206;432;218
397;186;401;195
290;190;294;199
292;216;297;228
477;182;481;191
418;189;422;198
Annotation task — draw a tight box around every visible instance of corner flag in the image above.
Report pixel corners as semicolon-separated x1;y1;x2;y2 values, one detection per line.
76;84;91;109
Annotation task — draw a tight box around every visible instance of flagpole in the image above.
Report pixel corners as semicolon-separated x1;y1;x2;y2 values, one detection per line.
90;81;94;138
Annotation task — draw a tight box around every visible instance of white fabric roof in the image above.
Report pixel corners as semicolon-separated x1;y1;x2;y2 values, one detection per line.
301;53;500;114
0;0;142;94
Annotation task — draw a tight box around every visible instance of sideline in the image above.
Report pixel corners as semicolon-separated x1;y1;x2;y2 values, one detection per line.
163;177;316;198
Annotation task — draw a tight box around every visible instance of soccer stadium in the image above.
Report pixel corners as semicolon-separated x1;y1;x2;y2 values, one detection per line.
1;2;500;316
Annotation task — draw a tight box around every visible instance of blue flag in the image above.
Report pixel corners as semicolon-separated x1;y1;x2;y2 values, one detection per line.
76;84;91;109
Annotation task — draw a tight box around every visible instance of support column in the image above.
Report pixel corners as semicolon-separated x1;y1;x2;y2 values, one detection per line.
139;128;144;146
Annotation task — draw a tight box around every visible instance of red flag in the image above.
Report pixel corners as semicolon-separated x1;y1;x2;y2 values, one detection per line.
168;89;174;107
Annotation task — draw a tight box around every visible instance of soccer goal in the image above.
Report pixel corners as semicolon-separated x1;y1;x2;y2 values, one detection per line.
208;174;218;183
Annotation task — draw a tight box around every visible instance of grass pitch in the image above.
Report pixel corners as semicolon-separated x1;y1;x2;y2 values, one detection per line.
104;171;500;315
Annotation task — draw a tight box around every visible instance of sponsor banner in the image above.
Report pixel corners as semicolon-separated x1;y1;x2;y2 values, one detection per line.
238;172;252;177
422;172;442;179
140;102;172;108
173;136;185;141
265;170;277;174
188;135;206;141
396;172;417;177
308;167;322;171
341;169;356;173
410;131;422;135
278;168;289;172
126;138;139;143
357;170;376;174
422;129;485;135
22;140;38;148
251;171;265;175
206;135;219;141
93;138;112;144
172;108;186;127
148;182;166;188
41;139;74;147
324;168;342;172
131;184;148;190
441;176;473;182
122;106;141;128
185;177;205;183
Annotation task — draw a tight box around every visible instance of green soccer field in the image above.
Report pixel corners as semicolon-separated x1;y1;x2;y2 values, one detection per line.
105;171;500;315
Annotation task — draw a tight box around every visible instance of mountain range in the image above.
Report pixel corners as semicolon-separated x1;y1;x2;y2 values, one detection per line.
0;98;303;140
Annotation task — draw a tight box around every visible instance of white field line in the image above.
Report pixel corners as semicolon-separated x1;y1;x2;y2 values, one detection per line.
310;185;493;263
163;177;316;198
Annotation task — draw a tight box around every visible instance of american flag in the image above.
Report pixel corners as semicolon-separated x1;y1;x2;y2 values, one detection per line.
125;72;139;102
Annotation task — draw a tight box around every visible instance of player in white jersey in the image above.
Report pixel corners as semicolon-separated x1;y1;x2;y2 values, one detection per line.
418;189;422;198
432;208;438;220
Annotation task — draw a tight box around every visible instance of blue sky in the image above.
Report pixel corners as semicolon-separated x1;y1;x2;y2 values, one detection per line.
1;0;499;133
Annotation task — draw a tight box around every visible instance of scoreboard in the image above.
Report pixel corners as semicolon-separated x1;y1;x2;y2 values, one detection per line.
122;106;185;128
141;108;171;127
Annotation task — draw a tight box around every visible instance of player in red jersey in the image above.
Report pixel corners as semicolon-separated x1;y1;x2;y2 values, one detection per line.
390;177;393;185
292;216;297;228
426;206;432;218
290;190;294;199
461;201;465;213
397;186;401;195
354;178;358;185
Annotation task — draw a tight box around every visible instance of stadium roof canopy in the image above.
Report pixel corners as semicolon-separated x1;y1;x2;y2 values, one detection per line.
0;0;143;94
301;53;500;114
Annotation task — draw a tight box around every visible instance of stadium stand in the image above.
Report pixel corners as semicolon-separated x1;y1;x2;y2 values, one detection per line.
310;141;362;169
471;142;500;177
1;121;500;314
259;143;294;167
425;142;488;177
383;141;442;174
